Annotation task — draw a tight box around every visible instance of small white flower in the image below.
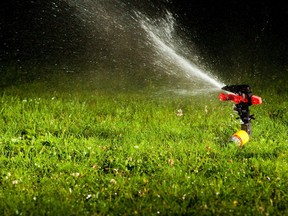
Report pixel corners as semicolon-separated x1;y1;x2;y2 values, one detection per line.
113;168;119;174
12;180;18;185
110;179;117;184
176;109;183;116
86;194;92;200
205;105;208;113
72;172;80;177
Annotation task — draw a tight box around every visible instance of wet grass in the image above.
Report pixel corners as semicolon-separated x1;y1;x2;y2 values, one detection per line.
0;73;287;215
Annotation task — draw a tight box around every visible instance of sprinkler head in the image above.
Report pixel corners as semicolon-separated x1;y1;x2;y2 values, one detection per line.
219;84;262;137
219;85;262;105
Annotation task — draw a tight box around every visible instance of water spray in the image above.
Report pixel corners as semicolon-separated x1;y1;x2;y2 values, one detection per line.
138;11;224;91
64;0;224;94
219;84;262;146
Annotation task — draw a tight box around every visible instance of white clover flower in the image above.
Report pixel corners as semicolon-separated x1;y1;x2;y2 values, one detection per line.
72;172;80;177
113;168;119;174
176;109;183;116
182;194;186;200
110;179;117;184
12;180;18;185
205;105;208;113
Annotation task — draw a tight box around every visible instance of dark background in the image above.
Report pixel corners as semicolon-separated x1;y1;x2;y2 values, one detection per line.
0;0;287;85
171;1;288;74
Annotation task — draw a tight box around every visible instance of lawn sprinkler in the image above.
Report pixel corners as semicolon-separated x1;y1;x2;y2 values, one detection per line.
219;84;262;146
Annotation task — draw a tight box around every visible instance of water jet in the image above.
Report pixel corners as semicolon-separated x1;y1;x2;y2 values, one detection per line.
64;0;224;94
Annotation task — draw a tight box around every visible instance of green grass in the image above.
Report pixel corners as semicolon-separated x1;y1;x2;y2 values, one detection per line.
0;73;287;215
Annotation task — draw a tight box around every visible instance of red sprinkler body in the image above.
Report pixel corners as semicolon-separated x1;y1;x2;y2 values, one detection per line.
219;85;262;136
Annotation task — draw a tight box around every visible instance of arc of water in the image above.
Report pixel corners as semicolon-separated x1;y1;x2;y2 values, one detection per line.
143;25;224;88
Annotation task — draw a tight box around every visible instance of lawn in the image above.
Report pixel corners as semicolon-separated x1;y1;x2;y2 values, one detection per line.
0;70;287;215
